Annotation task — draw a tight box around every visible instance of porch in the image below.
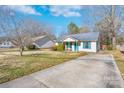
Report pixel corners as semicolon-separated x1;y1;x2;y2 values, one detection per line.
63;42;79;52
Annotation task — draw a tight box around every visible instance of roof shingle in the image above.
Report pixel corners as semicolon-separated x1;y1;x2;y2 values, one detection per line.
62;32;99;41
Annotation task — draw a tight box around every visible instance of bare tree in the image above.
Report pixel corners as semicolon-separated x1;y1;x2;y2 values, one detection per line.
0;6;18;48
11;21;33;56
92;5;123;49
0;6;14;38
21;19;46;37
0;6;33;56
0;6;56;56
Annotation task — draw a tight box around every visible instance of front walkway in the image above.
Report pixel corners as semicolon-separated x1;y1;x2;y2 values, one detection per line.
0;54;123;88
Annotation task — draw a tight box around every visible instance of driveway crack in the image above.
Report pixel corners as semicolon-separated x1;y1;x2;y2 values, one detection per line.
31;76;50;88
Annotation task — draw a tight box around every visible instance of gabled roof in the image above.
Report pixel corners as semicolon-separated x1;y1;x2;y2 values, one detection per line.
61;32;99;41
32;35;46;41
38;41;55;48
33;35;55;48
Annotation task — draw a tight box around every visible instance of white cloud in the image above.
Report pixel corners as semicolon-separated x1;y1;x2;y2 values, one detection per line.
7;5;41;15
49;6;82;17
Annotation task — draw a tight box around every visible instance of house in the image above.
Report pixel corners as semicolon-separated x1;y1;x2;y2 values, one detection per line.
0;40;14;48
32;35;55;49
61;32;100;52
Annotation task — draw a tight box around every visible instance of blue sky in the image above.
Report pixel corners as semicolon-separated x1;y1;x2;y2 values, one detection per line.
3;5;97;37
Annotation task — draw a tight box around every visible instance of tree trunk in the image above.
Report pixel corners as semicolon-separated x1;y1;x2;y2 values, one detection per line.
20;47;24;56
112;36;116;49
111;5;116;49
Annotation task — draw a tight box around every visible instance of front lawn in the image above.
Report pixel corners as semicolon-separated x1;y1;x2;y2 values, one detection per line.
104;50;124;79
0;51;86;84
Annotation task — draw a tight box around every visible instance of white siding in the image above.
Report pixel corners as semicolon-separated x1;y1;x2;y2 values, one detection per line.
63;38;98;52
78;41;97;52
72;44;75;52
0;41;14;48
64;38;78;42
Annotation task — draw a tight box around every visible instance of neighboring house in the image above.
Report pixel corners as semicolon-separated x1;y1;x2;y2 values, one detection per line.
32;35;55;49
61;32;100;52
0;41;14;48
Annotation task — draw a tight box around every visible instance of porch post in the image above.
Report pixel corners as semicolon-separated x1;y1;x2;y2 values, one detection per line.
76;41;78;52
68;42;70;51
67;42;69;50
66;42;68;50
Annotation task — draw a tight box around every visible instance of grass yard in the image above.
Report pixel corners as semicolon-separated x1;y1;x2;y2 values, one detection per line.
103;50;124;79
0;51;86;84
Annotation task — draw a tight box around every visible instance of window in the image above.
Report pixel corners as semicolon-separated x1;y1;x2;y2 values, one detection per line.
66;42;68;48
83;41;91;49
66;42;72;48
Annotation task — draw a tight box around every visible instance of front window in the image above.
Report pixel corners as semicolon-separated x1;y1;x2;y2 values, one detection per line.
66;42;72;48
83;41;91;49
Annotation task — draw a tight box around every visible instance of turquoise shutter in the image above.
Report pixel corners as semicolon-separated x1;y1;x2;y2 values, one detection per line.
88;42;91;49
83;42;85;48
66;42;68;48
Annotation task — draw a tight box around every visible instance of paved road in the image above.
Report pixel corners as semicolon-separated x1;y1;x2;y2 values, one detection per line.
0;54;123;88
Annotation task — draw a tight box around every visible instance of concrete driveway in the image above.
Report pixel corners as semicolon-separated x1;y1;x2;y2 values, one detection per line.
0;54;123;88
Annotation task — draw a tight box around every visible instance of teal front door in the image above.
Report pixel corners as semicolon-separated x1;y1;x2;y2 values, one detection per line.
74;42;78;52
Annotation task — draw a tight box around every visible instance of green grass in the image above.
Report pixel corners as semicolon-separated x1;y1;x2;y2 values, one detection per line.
0;51;87;84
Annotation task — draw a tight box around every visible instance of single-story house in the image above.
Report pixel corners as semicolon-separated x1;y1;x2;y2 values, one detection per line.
32;35;55;49
0;40;14;48
61;32;100;52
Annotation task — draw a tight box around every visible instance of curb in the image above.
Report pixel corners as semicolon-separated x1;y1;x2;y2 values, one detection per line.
110;54;124;88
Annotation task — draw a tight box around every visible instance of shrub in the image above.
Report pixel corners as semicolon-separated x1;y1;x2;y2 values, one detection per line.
52;46;57;51
52;44;64;51
26;44;37;50
107;45;113;50
56;44;64;51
